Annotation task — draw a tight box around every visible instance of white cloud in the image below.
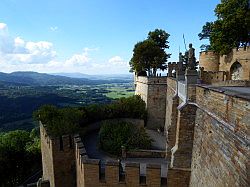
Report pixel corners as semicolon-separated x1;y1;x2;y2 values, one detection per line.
108;56;127;65
0;23;130;74
65;50;90;66
0;23;8;34
0;23;56;64
50;26;58;32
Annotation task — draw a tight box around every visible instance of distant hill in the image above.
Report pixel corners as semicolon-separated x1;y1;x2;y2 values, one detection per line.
51;72;133;80
0;71;132;86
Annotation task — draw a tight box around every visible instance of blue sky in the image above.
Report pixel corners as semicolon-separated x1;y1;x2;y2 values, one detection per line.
0;0;220;74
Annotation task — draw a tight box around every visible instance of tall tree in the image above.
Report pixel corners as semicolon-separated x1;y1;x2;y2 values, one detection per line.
130;29;170;76
199;0;250;54
129;40;167;76
148;29;170;49
0;130;41;186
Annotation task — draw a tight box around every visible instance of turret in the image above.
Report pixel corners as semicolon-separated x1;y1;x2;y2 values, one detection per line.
199;51;220;72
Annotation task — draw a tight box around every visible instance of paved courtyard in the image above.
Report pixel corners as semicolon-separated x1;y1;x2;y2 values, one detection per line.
83;129;168;177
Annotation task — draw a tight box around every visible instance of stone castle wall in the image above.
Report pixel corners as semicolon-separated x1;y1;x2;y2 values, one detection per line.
199;47;250;80
40;123;55;186
164;76;249;187
135;76;167;130
40;124;75;187
189;86;249;187
40;53;250;187
199;51;220;72
200;71;228;84
165;78;178;159
219;47;250;79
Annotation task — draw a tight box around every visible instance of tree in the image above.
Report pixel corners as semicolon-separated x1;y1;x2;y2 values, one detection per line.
198;22;214;51
130;29;171;76
0;130;41;186
148;29;170;49
129;40;167;76
199;0;249;54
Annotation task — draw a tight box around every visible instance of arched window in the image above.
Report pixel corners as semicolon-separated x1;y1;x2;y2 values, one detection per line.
230;61;243;80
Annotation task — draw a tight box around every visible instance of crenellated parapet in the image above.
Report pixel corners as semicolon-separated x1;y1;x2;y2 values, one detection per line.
135;76;168;85
167;62;178;77
74;134;165;187
40;124;75;187
40;123;74;152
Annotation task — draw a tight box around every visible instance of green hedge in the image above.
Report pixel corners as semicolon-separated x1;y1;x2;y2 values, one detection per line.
34;95;147;136
33;105;82;137
79;95;147;124
99;121;152;156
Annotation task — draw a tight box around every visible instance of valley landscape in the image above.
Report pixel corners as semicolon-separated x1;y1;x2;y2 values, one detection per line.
0;71;134;132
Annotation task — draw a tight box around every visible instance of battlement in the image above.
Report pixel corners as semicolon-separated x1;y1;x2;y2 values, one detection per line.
199;50;218;56
74;135;166;187
232;46;250;53
40;124;75;187
40;123;73;152
135;76;168;85
200;46;250;56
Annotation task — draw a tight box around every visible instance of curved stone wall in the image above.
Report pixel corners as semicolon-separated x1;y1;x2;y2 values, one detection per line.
199;51;220;72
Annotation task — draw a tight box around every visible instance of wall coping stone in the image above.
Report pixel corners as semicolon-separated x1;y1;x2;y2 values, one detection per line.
124;162;140;167
197;85;250;101
82;158;100;165
106;160;119;166
168;168;191;172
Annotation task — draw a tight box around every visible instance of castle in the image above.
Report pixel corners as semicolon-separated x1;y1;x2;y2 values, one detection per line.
38;47;250;187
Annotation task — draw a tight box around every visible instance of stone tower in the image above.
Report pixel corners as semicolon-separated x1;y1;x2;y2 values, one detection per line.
135;76;167;130
199;51;220;72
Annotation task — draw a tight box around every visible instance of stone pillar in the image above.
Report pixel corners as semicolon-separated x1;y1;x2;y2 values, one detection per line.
185;69;198;84
177;70;185;81
171;104;196;168
121;146;126;158
167;103;197;187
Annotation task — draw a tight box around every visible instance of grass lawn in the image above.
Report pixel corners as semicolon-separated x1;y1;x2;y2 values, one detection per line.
105;86;135;99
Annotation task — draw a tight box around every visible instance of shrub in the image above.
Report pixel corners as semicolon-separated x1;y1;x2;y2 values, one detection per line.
34;105;82;136
34;95;147;136
99;121;152;156
79;95;147;126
